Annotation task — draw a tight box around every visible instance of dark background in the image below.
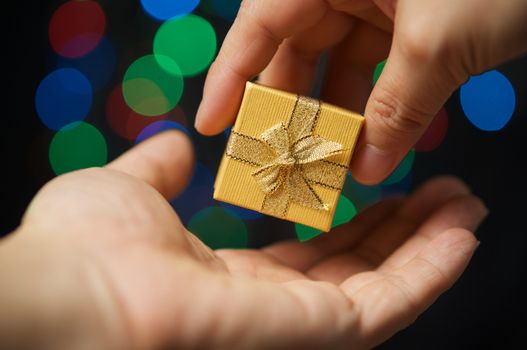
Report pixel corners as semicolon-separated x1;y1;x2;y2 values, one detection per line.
4;1;526;348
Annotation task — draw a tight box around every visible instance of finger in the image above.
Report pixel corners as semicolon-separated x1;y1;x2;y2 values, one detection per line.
258;9;352;95
304;177;470;283
195;0;328;135
263;198;402;271
341;228;478;348
322;21;392;112
350;31;462;185
379;195;487;270
328;0;394;32
107;130;194;200
350;176;470;266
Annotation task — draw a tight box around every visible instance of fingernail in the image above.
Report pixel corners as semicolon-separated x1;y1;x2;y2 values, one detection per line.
351;144;397;184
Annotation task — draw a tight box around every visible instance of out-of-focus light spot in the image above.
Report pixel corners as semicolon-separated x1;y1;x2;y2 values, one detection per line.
57;38;116;90
382;171;412;197
219;203;264;220
372;59;386;86
36;68;92;130
188;207;249;249
136;120;191;143
333;195;357;226
295;224;322;242
342;173;382;212
141;0;200;21
49;122;107;175
123;55;184;116
106;85;189;141
49;0;106;58
201;0;241;21
172;163;216;224
460;70;516;131
106;85;167;141
383;150;415;185
415;107;449;152
295;195;357;241
154;15;217;77
224;126;232;138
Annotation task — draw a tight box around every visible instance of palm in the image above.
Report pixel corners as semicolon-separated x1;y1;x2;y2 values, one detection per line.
24;132;484;350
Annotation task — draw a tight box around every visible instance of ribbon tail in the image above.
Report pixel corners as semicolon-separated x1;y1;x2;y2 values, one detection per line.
287;169;327;211
261;183;290;217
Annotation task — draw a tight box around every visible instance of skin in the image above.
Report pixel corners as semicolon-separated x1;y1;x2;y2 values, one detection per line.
195;0;527;184
0;131;487;349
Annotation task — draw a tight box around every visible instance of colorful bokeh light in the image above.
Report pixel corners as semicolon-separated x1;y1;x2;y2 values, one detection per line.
201;0;242;21
172;163;216;224
136;120;191;143
188;207;249;249
35;68;92;131
219;203;264;220
295;194;357;241
49;122;107;175
153;15;217;77
106;85;165;141
373;59;386;86
460;70;516;131
106;85;189;141
383;150;415;185
141;0;200;21
415;107;449;152
49;0;106;58
123;55;184;116
382;171;413;197
57;37;116;90
342;173;382;212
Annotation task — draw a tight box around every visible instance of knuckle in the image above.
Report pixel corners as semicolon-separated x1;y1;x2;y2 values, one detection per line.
399;27;438;63
368;87;428;137
398;18;451;64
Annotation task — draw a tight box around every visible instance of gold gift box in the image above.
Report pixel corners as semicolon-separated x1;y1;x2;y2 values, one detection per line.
214;82;364;232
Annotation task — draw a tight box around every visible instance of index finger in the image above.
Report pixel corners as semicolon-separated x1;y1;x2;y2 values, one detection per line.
195;0;328;135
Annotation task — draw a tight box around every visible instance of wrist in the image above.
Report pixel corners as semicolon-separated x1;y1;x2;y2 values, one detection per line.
0;227;127;350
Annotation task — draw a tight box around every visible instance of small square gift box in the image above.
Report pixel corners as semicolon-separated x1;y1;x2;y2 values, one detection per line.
214;82;364;232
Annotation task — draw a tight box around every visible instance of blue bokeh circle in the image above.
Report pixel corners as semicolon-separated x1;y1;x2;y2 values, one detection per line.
460;70;516;131
141;0;200;20
35;68;93;131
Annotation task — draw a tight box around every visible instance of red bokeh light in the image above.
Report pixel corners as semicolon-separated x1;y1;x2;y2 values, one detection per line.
49;0;106;58
106;85;188;141
415;107;449;152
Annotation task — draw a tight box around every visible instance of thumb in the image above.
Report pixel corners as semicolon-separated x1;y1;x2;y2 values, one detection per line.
350;39;461;185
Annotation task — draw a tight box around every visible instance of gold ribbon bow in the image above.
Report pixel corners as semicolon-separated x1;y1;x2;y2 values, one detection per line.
226;96;348;217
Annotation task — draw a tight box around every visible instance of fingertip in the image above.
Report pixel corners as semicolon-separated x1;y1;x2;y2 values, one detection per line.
195;66;245;136
108;130;195;199
431;228;479;268
349;143;398;185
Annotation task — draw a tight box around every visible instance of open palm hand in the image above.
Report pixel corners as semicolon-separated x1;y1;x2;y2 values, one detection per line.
11;131;485;350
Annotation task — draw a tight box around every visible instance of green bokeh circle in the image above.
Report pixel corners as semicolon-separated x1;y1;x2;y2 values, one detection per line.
188;207;248;249
123;54;184;116
295;195;358;242
383;150;416;185
154;14;217;77
342;173;382;212
49;122;108;175
373;59;387;86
